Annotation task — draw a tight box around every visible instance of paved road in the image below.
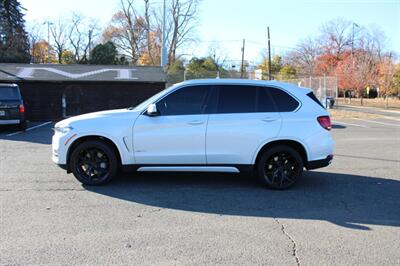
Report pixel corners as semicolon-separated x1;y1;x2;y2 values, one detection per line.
1;119;399;265
337;104;400;119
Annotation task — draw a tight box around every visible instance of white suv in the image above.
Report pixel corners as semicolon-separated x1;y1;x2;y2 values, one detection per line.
52;79;334;189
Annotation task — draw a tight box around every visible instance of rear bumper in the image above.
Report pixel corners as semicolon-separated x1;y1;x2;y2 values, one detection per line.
0;119;20;125
306;155;333;170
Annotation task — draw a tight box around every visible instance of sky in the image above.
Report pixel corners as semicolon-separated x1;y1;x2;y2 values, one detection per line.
20;0;400;66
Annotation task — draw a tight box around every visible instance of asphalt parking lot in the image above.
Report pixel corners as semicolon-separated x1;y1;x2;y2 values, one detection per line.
1;116;399;265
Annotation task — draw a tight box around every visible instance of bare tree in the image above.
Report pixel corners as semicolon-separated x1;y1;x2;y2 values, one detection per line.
68;14;83;63
166;0;199;66
101;0;199;66
81;23;97;63
207;43;227;71
26;24;44;63
288;36;322;75
320;18;353;58
102;0;147;64
143;0;156;64
68;14;99;63
50;20;68;64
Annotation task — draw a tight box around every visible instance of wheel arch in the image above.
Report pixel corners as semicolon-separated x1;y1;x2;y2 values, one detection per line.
253;139;309;168
66;135;123;173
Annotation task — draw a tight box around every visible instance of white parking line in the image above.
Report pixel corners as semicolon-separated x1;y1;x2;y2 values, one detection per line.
6;121;52;137
353;118;400;127
333;121;371;128
380;116;400;122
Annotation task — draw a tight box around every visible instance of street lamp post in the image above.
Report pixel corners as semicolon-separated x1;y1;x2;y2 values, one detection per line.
267;26;272;80
43;21;53;64
161;0;167;68
351;22;359;67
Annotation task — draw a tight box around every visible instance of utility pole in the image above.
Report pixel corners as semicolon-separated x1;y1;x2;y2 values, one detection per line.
240;38;245;78
161;0;167;68
267;26;272;80
43;21;53;64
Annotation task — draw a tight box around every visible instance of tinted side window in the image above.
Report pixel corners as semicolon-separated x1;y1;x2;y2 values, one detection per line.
257;87;276;112
307;92;325;109
217;85;256;113
156;85;210;116
268;88;299;112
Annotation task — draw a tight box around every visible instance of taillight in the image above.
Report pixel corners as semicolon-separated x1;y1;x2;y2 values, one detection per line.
19;104;25;113
317;116;331;131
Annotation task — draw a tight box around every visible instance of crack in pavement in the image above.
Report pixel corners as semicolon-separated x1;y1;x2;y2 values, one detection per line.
274;218;300;266
136;208;163;218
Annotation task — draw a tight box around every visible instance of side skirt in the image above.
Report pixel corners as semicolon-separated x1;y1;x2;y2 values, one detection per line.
121;164;254;175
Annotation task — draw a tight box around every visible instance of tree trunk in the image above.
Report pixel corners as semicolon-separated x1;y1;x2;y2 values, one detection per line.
385;96;389;109
360;95;363;106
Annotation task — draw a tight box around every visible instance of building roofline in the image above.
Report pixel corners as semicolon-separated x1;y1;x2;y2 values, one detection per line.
0;63;166;83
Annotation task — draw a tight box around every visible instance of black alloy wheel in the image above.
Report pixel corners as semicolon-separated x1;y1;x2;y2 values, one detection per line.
70;140;118;185
257;145;303;189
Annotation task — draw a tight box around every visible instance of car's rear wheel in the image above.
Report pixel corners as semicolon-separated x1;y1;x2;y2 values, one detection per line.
257;145;303;189
70;140;118;185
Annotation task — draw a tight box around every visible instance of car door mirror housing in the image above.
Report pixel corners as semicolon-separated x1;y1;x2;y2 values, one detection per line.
146;103;159;116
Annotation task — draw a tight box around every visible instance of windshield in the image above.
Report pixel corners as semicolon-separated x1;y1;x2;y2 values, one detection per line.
131;85;177;112
0;86;20;100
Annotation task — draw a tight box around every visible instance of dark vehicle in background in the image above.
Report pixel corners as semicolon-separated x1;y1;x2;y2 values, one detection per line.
0;84;26;130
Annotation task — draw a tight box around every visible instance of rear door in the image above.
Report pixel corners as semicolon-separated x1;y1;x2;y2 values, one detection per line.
206;85;282;165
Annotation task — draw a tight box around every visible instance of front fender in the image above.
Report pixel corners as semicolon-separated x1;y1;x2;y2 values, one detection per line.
66;132;134;166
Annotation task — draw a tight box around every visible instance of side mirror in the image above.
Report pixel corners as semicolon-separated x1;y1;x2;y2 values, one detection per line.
146;103;159;116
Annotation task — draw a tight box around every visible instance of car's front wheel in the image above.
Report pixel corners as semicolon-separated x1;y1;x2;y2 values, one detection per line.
257;145;303;189
70;140;118;185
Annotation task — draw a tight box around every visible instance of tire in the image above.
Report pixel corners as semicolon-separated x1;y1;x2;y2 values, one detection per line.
18;121;27;131
256;145;304;189
70;140;118;185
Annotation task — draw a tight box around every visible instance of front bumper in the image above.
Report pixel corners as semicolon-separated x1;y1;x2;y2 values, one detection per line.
52;130;77;166
306;155;333;170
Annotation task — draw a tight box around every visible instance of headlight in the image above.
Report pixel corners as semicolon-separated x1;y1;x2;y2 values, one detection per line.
54;125;73;133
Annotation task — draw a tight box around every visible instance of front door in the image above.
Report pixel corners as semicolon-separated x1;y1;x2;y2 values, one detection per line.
133;85;212;164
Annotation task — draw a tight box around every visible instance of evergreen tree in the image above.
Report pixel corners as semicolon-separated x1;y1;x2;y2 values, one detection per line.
89;42;118;65
0;0;31;63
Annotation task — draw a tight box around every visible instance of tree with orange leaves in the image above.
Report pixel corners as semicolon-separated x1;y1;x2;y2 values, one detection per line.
31;40;56;64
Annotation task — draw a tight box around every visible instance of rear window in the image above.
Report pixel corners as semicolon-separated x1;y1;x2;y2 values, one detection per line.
216;85;256;113
257;87;276;112
268;87;299;112
0;86;20;100
307;92;325;109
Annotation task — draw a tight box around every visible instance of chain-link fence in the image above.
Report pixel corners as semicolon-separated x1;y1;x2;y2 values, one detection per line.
280;76;339;102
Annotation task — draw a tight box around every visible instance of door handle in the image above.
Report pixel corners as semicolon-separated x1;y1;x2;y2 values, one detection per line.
261;117;277;122
188;120;204;125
